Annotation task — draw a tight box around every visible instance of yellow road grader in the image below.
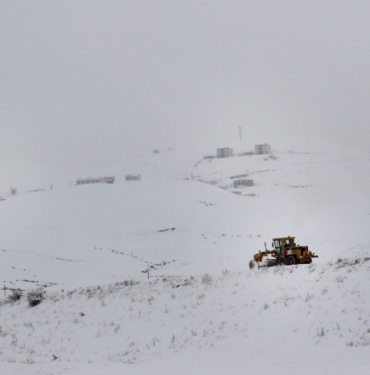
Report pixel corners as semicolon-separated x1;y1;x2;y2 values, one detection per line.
249;236;318;269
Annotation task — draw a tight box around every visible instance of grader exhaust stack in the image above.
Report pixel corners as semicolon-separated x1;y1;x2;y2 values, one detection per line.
249;236;318;269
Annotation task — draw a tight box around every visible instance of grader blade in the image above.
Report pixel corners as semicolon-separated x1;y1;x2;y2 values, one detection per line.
249;260;257;269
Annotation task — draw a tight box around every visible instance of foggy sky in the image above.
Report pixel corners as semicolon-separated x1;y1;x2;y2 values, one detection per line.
1;1;370;169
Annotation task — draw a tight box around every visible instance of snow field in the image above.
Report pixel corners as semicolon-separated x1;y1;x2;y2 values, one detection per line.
1;257;370;370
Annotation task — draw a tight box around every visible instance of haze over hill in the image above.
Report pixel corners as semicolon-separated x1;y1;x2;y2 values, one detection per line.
2;2;370;169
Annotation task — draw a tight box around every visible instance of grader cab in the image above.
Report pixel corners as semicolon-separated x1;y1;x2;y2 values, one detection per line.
249;236;318;269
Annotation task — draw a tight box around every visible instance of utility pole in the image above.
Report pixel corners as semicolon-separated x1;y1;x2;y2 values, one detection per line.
239;126;242;140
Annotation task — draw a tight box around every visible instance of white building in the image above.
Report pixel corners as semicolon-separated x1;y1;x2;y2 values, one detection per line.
125;174;141;181
76;176;115;185
217;147;233;158
255;144;271;155
233;179;254;188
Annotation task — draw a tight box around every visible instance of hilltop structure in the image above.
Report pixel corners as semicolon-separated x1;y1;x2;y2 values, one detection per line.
125;174;141;181
255;144;271;155
233;179;254;188
217;147;233;158
76;176;115;185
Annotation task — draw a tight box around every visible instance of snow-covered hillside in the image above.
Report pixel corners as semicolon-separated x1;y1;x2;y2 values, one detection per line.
1;134;370;374
1;259;370;374
1;180;269;291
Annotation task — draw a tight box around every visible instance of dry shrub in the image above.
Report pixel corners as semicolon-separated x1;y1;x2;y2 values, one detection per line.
27;288;44;307
7;289;23;303
202;274;212;285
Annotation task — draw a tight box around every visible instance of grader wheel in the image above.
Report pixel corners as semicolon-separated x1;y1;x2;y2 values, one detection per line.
286;256;296;266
